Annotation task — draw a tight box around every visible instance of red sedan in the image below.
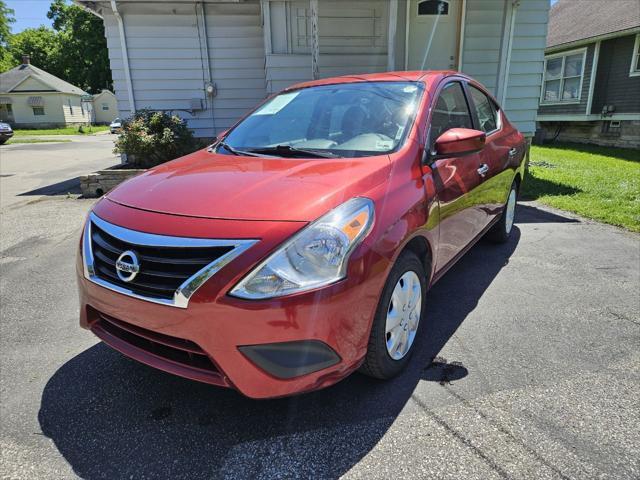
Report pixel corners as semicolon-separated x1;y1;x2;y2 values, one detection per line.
77;71;525;399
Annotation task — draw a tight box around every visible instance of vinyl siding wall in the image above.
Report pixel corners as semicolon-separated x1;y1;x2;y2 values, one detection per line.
103;1;266;137
461;0;548;135
2;93;68;127
461;0;506;93
502;0;549;134
93;91;119;124
265;1;388;94
62;95;91;124
592;34;640;114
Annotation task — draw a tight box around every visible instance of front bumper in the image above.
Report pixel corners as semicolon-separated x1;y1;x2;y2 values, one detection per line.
77;200;389;399
0;131;13;140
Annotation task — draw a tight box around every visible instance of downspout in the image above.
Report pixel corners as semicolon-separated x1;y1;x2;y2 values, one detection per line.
497;1;519;108
110;0;135;114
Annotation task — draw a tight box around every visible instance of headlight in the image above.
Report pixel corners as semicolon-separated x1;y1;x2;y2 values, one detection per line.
230;197;375;299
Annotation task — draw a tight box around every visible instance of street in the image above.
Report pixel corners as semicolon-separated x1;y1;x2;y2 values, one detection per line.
0;135;118;208
1;140;639;479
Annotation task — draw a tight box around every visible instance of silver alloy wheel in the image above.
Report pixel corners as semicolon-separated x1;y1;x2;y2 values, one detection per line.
505;188;517;234
385;271;422;360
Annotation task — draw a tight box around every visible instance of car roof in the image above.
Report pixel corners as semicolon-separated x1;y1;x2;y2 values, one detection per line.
286;70;464;91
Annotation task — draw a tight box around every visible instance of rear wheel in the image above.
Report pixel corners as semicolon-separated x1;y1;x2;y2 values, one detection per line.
360;251;427;379
487;182;518;243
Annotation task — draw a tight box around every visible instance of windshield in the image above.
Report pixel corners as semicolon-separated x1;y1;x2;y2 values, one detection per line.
219;81;424;158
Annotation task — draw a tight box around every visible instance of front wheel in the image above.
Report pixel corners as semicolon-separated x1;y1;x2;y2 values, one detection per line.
487;182;518;243
360;251;427;379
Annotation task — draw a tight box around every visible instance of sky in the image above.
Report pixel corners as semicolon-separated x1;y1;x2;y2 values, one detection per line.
6;0;560;34
6;0;56;33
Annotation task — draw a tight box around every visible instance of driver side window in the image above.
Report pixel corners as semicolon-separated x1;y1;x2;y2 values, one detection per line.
429;82;473;148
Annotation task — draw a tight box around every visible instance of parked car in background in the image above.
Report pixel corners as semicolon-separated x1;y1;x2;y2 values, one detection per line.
0;122;14;145
109;118;122;134
77;71;526;399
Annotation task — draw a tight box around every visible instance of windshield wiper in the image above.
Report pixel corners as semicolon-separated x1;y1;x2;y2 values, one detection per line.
209;142;262;157
247;145;340;159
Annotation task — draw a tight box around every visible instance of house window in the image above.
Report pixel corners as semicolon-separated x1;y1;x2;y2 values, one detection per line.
418;0;449;16
541;49;586;104
6;104;12;114
102;103;109;111
32;107;45;116
631;34;640;77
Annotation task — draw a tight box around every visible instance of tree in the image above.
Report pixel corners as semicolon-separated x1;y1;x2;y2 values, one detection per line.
6;27;63;75
0;1;15;72
47;0;112;92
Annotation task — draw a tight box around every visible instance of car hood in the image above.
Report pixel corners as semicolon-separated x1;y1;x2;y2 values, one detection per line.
106;149;391;221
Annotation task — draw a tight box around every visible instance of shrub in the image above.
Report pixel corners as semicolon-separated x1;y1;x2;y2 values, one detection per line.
113;109;202;168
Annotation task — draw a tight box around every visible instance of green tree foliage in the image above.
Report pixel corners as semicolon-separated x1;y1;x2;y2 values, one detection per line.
1;1;111;93
114;110;203;168
7;27;62;74
46;0;112;92
0;1;15;71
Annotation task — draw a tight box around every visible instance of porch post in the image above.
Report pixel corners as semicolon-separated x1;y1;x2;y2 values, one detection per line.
310;0;319;80
387;0;399;71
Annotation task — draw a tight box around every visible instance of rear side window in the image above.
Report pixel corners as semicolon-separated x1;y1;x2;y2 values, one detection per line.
469;86;498;133
429;82;473;146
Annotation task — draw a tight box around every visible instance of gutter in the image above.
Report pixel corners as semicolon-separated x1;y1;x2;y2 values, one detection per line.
110;0;136;114
546;26;640;54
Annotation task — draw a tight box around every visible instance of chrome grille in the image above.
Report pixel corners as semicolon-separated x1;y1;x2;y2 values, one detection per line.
83;213;257;308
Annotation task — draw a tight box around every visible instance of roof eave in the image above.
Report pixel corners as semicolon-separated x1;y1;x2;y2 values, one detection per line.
546;26;640;53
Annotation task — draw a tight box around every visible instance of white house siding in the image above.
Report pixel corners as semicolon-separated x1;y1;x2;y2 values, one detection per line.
461;0;506;92
461;0;549;135
502;0;549;135
93;90;118;124
104;1;266;137
265;1;389;94
3;93;65;127
62;95;91;124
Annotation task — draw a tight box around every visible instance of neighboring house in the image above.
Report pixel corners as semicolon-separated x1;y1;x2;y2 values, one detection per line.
536;0;640;148
0;56;92;128
75;0;549;140
92;89;119;124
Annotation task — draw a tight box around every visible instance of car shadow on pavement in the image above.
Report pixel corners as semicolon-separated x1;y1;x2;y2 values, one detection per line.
38;228;521;479
18;177;82;196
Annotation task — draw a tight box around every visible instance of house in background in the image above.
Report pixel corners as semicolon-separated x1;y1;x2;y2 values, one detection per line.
92;89;119;124
75;0;549;140
536;0;640;148
0;55;92;128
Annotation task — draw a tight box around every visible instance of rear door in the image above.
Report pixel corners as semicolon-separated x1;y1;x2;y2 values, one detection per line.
465;84;515;224
427;81;486;271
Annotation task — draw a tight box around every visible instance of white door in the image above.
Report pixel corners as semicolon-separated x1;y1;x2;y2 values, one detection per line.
406;0;461;70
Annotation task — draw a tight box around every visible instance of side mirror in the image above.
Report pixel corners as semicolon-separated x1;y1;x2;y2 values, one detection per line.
434;128;486;158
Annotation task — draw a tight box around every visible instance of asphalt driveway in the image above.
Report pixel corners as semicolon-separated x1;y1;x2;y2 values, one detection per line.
0;180;638;477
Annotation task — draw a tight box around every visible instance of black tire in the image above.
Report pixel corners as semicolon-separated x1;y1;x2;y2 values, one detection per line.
487;181;518;243
360;250;427;379
0;139;7;145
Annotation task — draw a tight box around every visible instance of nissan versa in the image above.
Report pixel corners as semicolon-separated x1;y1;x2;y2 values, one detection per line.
77;71;525;399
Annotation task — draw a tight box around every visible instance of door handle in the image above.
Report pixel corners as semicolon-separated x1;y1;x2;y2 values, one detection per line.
477;164;489;177
509;147;518;157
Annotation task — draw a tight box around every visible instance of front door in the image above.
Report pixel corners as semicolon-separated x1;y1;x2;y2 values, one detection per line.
427;81;486;271
406;0;462;71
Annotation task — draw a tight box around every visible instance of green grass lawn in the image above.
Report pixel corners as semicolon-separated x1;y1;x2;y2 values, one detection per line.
13;125;110;136
5;138;72;144
522;143;640;232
